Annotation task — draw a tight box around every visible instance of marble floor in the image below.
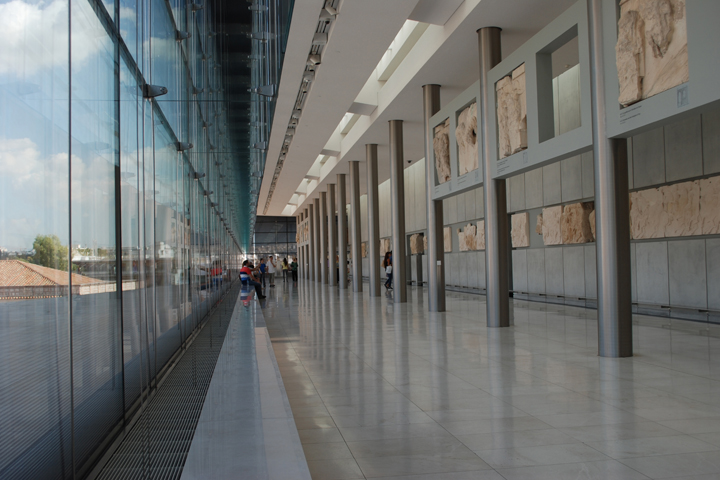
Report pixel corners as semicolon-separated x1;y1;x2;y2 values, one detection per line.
260;280;720;480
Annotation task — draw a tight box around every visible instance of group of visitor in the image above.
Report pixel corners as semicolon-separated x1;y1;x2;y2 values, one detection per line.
239;256;299;299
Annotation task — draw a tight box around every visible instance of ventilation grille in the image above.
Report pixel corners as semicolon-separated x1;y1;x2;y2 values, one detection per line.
95;285;240;480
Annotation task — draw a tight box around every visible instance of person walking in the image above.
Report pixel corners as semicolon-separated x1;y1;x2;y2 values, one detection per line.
383;252;393;290
291;257;298;282
268;255;277;287
282;257;289;282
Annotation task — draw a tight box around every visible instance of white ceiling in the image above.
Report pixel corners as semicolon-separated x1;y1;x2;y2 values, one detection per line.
260;0;579;216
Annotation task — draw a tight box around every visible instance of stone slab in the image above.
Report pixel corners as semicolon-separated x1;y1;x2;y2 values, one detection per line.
542;205;563;245
701;177;720;235
668;239;707;309
511;212;530;248
561;202;595;244
662;180;701;237
456;103;479;176
433;119;451;184
630;187;666;239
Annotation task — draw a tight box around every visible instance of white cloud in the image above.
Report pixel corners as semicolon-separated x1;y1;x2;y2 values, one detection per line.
0;0;104;77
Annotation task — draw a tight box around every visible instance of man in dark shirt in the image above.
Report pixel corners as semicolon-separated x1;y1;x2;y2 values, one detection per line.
240;261;265;299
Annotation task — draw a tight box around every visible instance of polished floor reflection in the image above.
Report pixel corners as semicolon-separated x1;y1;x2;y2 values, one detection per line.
262;281;720;480
264;282;720;480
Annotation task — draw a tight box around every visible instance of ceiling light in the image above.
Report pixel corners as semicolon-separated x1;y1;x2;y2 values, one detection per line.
303;71;315;81
307;54;321;66
324;2;337;15
291;109;302;118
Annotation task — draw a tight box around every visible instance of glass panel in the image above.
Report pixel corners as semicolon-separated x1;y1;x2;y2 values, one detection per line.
0;0;72;475
154;120;181;366
70;0;123;471
151;0;180;134
119;57;144;409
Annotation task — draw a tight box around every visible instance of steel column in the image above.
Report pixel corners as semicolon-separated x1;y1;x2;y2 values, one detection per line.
389;120;407;303
314;198;321;282
422;84;445;312
366;144;381;296
320;191;328;284
308;204;315;282
337;174;348;289
588;0;632;357
328;184;337;287
349;161;363;292
478;27;512;328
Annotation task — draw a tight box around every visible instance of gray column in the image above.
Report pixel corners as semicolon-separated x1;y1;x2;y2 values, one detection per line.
423;84;445;312
320;191;329;284
389;120;407;303
366;144;381;296
478;27;512;328
349;161;363;292
309;204;315;282
328;184;337;287
298;212;303;281
314;198;321;282
337;174;348;289
588;0;632;357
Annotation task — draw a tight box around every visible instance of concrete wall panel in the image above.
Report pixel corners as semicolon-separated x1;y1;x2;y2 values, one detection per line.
584;245;597;299
562;246;585;298
512;249;528;292
668;239;707;309
561;155;583;202
525;167;544;209
664;116;703;183
635;241;669;305
477;252;487;289
632;127;665;188
509;173;525;213
543;162;562;205
703;110;720;175
581;151;595;199
545;247;564;295
527;249;546;294
706;239;720;310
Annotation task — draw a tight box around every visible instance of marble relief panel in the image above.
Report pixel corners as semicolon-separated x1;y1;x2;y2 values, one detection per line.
561;202;595;244
616;0;688;107
410;234;424;255
433;119;451;184
476;220;486;250
456;103;478;175
444;227;452;253
542;205;563;245
701;177;720;235
511;212;530;248
497;64;528;159
663;180;701;237
630;187;666;239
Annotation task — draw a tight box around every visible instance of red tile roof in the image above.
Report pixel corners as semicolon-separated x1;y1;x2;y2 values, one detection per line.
0;260;104;287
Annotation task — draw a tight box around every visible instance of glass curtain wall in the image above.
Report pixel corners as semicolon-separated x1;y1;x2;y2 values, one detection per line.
252;216;297;259
0;0;242;478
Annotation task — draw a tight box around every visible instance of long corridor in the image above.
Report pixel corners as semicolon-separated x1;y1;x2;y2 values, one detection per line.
262;281;720;480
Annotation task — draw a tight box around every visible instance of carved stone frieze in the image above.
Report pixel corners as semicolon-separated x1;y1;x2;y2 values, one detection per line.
630;188;666;239
476;220;485;251
456;103;478;175
542;206;563;245
662;180;701;237
561;202;595;244
410;234;424;255
444;227;452;253
511;212;530;248
496;64;528;159
433;119;451;184
616;0;688;106
701;177;720;235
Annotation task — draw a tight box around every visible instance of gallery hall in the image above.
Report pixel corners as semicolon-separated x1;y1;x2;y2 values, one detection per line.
2;0;720;479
